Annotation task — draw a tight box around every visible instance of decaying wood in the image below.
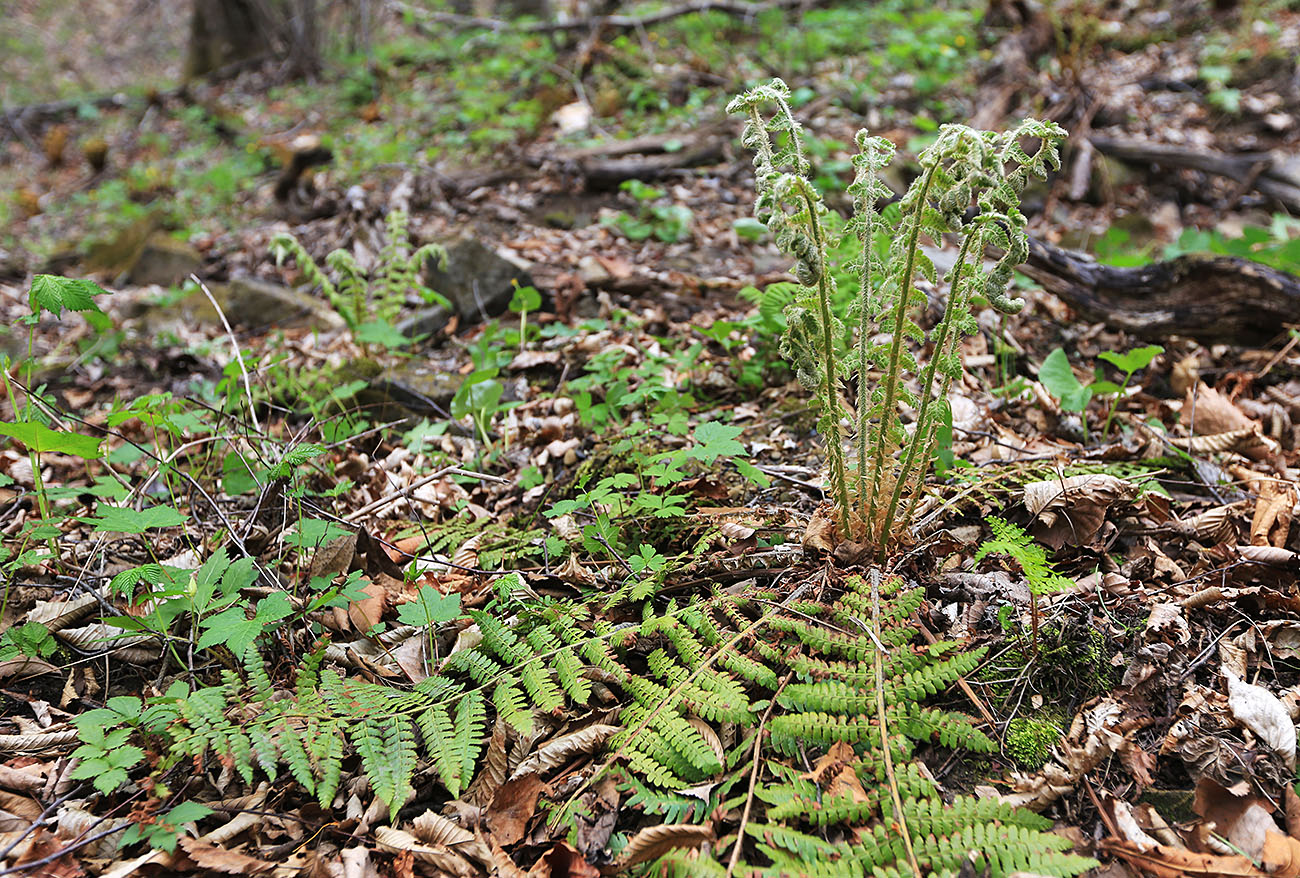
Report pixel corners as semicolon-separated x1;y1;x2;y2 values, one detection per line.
540;132;727;190
393;0;815;35
1090;136;1300;212
1022;236;1300;343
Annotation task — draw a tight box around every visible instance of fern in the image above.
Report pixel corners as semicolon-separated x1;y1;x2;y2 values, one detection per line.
270;209;450;336
974;516;1073;648
728;78;1066;551
974;517;1073;596
149;574;1091;875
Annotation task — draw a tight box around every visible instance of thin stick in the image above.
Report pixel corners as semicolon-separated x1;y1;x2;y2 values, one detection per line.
343;466;509;522
871;569;920;877
725;673;791;878
191;274;261;434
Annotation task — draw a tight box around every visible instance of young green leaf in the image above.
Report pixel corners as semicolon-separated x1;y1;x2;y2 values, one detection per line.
1038;349;1092;413
397;585;461;628
197;592;293;654
80;505;188;534
0;421;103;459
29;274;106;318
1098;344;1163;375
687;422;746;464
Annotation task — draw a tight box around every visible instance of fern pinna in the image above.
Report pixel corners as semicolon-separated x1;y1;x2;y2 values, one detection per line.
151;574;1093;876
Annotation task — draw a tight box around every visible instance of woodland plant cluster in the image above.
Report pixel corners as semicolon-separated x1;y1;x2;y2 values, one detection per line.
0;78;1106;877
728;78;1065;550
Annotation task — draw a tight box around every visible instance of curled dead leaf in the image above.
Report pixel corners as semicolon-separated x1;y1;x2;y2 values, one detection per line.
373;825;477;876
454;534;482;570
610;823;714;871
1225;672;1296;769
1023;473;1137;549
510;724;620;781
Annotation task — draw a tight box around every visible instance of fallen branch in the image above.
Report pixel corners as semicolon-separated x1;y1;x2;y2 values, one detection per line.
1090;135;1300;212
391;0;813;35
1022;236;1300;343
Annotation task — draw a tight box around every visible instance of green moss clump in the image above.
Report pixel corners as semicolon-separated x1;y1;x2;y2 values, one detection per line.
1006;717;1063;769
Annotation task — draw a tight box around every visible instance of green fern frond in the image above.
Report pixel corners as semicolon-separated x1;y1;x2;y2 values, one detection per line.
153;576;1089;877
975;517;1073;595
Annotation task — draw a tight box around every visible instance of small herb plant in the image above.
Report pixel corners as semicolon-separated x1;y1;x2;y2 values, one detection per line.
729;77;1065;551
270;209;449;343
601;180;694;243
1039;344;1164;441
974;516;1072;650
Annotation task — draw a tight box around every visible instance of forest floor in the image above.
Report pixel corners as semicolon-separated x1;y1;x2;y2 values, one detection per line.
2;1;1300;876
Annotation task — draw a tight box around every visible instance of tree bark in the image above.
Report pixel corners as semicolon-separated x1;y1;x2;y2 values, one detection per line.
186;0;322;81
186;0;274;79
1022;237;1300;344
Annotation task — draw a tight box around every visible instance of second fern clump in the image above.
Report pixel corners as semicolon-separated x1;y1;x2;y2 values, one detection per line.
270;209;450;343
729;79;1066;551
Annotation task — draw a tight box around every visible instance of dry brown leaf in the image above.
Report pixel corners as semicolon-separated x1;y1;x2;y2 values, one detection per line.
1172;503;1244;542
453;534;482;570
510;724;619;781
0;657;58;681
555;553;598;586
310;530;358;579
1169;427;1259;454
802;508;837;554
488;774;548;847
372;826;477;876
0;790;41;821
529;841;600;878
1225;672;1296;769
177;837;277;874
346;578;386;633
466;719;511;808
718;520;756;541
1193;776;1282;858
411;811;492;868
1186;382;1256;435
610;824;714;871
1238;545;1300;568
1023;473;1137;549
0;729;79;753
509;350;563;371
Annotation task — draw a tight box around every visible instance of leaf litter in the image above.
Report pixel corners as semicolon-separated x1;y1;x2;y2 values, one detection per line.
2;0;1300;875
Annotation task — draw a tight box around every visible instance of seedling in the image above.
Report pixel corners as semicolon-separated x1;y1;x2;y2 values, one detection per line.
1094;345;1163;439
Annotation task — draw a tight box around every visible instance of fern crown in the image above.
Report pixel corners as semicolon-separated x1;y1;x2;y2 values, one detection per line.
730;78;1066;550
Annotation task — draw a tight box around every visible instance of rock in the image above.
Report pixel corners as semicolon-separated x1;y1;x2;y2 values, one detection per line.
393;305;454;343
358;364;464;419
203;277;347;331
132;276;346;335
423;237;533;323
577;255;611;286
122;232;202;287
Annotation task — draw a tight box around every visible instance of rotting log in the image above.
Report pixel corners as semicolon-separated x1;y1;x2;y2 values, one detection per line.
1022;237;1300;344
1090;136;1300;212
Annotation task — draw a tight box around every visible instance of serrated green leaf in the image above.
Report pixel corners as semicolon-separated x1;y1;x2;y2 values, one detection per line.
79;505;187;534
397;585;461;627
29;274;106;318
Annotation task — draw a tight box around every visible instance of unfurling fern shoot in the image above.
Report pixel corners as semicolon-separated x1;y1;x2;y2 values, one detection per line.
729;79;1066;552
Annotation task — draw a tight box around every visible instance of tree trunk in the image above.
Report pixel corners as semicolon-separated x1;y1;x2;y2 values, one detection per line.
186;0;274;78
187;0;322;81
